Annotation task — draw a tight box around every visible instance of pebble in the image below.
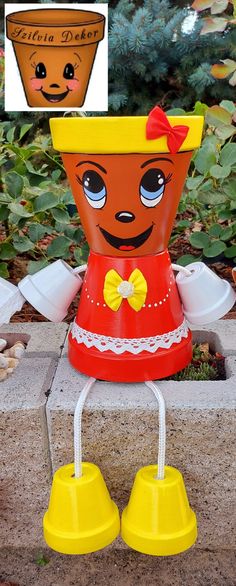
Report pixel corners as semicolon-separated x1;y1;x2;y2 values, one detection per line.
0;340;25;383
4;342;25;359
0;338;7;352
6;357;19;369
0;354;8;369
0;369;7;381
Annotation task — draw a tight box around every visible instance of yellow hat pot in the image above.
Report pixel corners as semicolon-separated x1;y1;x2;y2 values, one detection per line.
121;465;197;556
43;462;120;554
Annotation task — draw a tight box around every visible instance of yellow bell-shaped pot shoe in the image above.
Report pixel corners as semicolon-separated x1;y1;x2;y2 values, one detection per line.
43;462;120;554
121;465;197;556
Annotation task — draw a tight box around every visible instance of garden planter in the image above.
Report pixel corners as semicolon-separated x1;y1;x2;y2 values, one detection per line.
50;109;204;382
6;9;105;107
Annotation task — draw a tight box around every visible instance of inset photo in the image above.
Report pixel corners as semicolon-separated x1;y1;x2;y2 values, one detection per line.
5;3;108;111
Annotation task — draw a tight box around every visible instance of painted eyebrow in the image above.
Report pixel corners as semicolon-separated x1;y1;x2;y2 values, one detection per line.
74;52;82;63
29;51;37;60
76;161;107;174
141;157;174;168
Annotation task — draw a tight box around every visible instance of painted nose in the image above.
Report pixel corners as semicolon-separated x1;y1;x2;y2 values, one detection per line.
115;211;135;223
50;83;60;88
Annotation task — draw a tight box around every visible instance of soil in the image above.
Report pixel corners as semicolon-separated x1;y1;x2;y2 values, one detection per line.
7;234;236;323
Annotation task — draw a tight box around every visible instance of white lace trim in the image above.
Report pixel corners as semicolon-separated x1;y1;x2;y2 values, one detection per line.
71;319;189;355
0;290;25;327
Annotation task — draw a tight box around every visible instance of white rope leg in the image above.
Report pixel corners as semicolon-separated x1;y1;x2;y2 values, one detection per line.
74;377;96;478
145;381;166;480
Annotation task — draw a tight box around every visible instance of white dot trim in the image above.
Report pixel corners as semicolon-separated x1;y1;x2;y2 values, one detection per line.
85;278;174;309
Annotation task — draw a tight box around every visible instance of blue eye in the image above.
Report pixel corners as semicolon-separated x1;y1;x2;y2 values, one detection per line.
77;170;107;209
140;168;171;208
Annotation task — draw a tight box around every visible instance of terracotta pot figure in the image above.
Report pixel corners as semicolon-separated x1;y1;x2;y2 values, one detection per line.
6;8;105;107
49;108;204;382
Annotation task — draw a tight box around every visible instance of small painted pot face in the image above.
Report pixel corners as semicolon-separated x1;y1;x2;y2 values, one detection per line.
6;9;105;108
62;151;193;257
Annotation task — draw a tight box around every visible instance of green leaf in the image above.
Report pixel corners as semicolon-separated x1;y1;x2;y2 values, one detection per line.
192;101;208;116
194;144;217;174
210;164;231;179
12;235;35;252
0;243;16;260
47;236;71;258
28;223;47;243
219;143;236;167
51;169;61;181
190;232;210;249
35;553;49;567
219;100;236;115
8;203;33;217
5;172;24;198
51;208;70;224
24;160;47;176
206;105;232;127
199;178;213;192
222;180;236;200
0;262;9;278
6;126;15;143
186;176;204;190
209;223;222;237
219;210;233;220
198;191;227;205
176;254;202;266
74;247;82;264
19;123;33;140
224;245;236;258
28;259;49;275
166;108;186;115
34;192;59;212
220;227;233;241
0;206;9;221
215;125;236;140
177;219;191;228
203;241;226;257
60;190;74;205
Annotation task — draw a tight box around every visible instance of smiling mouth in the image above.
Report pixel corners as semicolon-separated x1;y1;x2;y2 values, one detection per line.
40;89;70;103
99;224;154;251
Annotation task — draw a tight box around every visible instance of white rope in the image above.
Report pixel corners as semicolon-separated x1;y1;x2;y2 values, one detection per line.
171;263;192;277
73;264;87;274
74;377;96;478
145;381;166;480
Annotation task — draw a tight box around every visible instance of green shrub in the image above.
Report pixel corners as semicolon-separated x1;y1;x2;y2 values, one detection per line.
0;122;88;278
170;100;236;265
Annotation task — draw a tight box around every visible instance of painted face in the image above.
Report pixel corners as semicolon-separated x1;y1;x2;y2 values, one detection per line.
62;152;193;256
13;44;98;107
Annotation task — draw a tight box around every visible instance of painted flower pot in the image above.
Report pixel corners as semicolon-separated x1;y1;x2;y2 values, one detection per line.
6;9;105;107
50;109;204;382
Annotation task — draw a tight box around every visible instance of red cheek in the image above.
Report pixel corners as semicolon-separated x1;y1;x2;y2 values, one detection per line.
30;78;42;90
67;79;80;91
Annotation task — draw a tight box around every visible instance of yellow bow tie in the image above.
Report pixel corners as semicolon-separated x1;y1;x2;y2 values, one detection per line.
103;268;147;312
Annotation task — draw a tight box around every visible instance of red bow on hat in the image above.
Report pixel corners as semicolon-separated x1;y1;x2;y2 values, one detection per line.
146;106;189;154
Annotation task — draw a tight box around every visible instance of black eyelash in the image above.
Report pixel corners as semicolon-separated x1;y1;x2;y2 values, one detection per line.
31;62;37;70
73;63;79;70
164;172;172;185
76;174;83;186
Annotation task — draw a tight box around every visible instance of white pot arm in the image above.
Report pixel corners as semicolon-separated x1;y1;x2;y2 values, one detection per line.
0;278;25;327
171;263;192;277
73;264;87;277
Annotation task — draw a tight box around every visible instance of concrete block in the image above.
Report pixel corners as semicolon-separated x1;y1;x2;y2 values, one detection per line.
0;547;236;586
191;319;236;356
47;349;236;550
0;357;56;548
0;322;68;357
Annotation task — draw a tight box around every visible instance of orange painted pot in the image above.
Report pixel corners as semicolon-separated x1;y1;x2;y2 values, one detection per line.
49;113;204;382
6;9;105;108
